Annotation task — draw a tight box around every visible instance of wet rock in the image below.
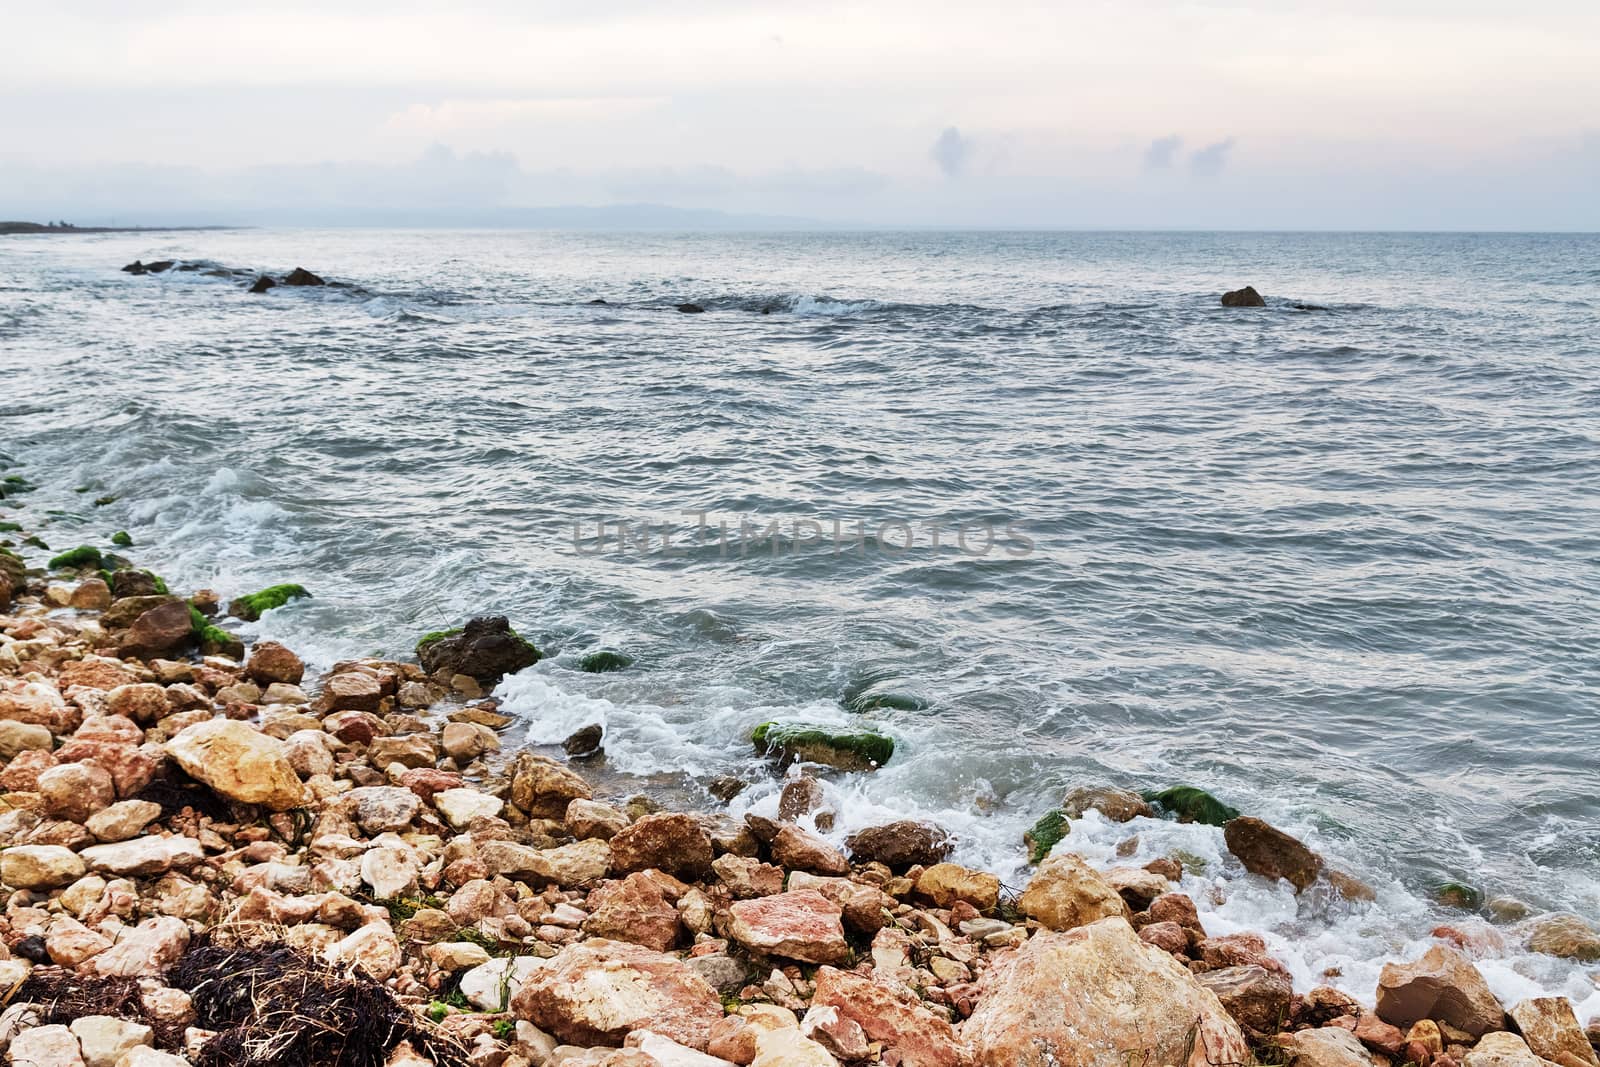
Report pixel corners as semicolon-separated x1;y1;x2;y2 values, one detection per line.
845;820;952;869
566;799;630;841
1221;285;1266;307
751;721;893;772
915;862;1000;912
367;733;437;768
1223;816;1323;892
563;723;604;758
1375;944;1504;1037
777;776;826;823
245;641;305;686
1198;931;1288;976
1507;997;1598;1066
727;889;850;964
811;964;964;1067
583;872;682;952
283;267;325;286
1461;1032;1549;1067
1145;785;1239;826
1019;852;1130;931
676;303;705;313
1195;964;1293;1035
1063;786;1152;822
511;752;593;818
228;583;310;620
248;275;276;293
418;616;540;683
118;600;194;659
512;939;723;1050
765;822;848;876
1525;913;1600;961
610;813;715;878
166;719;307;810
1;844;86;889
966;916;1251;1067
70;577;113;611
1291;1026;1378;1067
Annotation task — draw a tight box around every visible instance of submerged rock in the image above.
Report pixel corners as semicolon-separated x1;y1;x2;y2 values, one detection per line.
1221;285;1266;307
417;615;540;683
227;583;310;621
563;722;604;758
1145;785;1240;826
248;275;276;294
676;303;705;313
283;267;326;286
1024;809;1069;864
1062;786;1151;822
578;649;634;673
964;917;1251;1067
1224;816;1323;892
751;721;893;772
845;819;951;869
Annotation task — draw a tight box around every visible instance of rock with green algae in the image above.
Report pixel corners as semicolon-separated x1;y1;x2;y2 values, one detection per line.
110;530;133;547
47;545;104;570
417;616;540;683
578;649;634;673
1025;809;1069;865
0;522;21;533
1144;785;1240;827
1435;882;1484;910
751;721;894;772
189;604;244;660
228;583;311;621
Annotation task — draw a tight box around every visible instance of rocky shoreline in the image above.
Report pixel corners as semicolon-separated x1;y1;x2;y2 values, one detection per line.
1;476;1598;1067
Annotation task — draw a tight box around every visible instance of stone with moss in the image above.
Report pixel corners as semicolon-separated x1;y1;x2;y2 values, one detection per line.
1144;785;1240;827
1435;882;1483;910
0;522;20;533
1024;809;1069;865
93;495;117;507
189;604;244;660
578;649;634;674
415;628;463;655
844;690;930;713
48;545;103;570
21;535;47;550
417;617;540;683
228;583;311;621
751;721;894;772
110;530;133;547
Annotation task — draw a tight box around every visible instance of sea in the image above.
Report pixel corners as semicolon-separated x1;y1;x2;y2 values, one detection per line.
3;228;1597;1014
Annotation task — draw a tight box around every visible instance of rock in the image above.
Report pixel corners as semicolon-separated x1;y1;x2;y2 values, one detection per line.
964;917;1251;1067
92;916;191;977
566;799;630;841
727;890;850;964
1194;964;1292;1035
1221;286;1266;307
845;820;952;869
1462;1032;1550;1067
441;721;498;762
1145;785;1240;826
801;1005;871;1061
417;617;540;683
1019;852;1130;930
1508;997;1597;1066
1198;931;1287;975
228;583;310;621
283;267;325;286
434;787;504;829
368;734;437;768
1;844;86;889
767;824;849;877
915;862;1000;912
0;720;53;759
751;1027;837;1067
578;650;633;673
8;1024;85;1067
424;941;492;972
1104;865;1169;911
751;721;892;771
1375;944;1504;1037
1290;1027;1378;1067
347;786;422;834
676;303;705;313
166;719;307;810
1525;914;1600;961
459;956;549;1012
248;274;276;293
1139;920;1189;955
811;964;964;1067
70;578;113;611
510;753;593;818
777;776;826;823
104;684;169;724
118;600;194;659
39;761;116;822
315;672;383;713
563;723;604;758
69;1015;153;1067
245;641;305;686
481;838;612;887
80;835;204;877
361;846;420;899
0;679;78;733
511;939;723;1050
583;873;682;952
325;922;403;982
712;854;786;899
609;813;714;878
1063;786;1152;822
1223;816;1323;892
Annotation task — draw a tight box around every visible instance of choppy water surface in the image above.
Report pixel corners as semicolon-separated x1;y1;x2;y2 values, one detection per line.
4;229;1598;1010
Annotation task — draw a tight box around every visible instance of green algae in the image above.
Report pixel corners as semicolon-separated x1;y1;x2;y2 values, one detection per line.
230;583;311;621
578;649;634;673
752;721;895;771
47;545;103;570
1144;785;1241;827
1024;809;1069;865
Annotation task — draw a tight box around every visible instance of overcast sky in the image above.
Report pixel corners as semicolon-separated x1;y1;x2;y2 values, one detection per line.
3;1;1597;229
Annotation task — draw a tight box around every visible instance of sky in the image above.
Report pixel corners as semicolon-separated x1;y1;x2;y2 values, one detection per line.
2;0;1597;229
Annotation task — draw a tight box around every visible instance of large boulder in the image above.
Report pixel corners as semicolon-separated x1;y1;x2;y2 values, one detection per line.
1221;286;1266;307
609;813;714;878
845;821;952;869
1;845;87;890
1462;1032;1551;1067
509;752;593;818
810;965;965;1067
964;917;1251;1067
165;720;307;810
1063;786;1152;822
1374;944;1504;1037
1507;997;1597;1066
583;873;682;953
1194;964;1293;1036
751;720;893;771
511;939;722;1050
417;616;540;683
1224;816;1323;892
1524;913;1600;961
118;600;194;659
1018;852;1130;930
726;890;850;965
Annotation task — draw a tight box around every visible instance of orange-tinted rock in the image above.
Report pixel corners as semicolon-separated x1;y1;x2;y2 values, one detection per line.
726;890;850;965
609;813;715;879
1375;945;1504;1038
811;964;965;1067
511;939;722;1050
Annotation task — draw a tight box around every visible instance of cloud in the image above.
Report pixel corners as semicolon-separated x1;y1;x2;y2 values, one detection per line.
1143;135;1183;170
385;96;665;134
930;126;973;177
1189;137;1236;176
